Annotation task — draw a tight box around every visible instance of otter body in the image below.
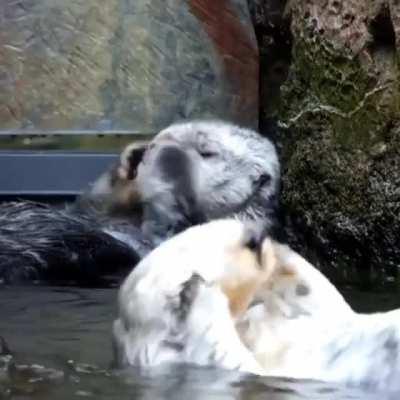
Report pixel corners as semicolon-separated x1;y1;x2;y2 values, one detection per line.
115;219;400;392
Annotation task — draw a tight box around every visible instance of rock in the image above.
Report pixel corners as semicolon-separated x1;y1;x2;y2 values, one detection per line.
248;0;292;134
0;0;258;132
251;0;400;287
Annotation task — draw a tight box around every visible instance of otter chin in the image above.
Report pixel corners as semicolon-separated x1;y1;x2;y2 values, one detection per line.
113;218;400;393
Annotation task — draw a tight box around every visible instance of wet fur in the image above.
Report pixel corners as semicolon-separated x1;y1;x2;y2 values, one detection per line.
0;201;144;285
112;219;269;373
239;243;400;392
113;219;400;392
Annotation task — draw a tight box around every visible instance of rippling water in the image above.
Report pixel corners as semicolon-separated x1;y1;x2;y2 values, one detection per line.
1;286;400;399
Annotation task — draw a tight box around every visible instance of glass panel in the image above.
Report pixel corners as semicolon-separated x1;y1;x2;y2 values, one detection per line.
0;134;151;151
0;0;259;138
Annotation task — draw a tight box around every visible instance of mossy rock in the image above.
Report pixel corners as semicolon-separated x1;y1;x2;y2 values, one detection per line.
275;1;400;288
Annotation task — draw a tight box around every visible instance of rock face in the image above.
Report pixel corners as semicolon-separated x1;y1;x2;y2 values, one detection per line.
251;0;400;287
248;0;292;132
0;0;258;133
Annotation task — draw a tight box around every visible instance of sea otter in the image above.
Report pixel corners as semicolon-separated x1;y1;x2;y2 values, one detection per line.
0;120;280;285
114;218;400;392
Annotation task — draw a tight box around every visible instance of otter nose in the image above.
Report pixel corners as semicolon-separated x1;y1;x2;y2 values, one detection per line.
156;144;191;179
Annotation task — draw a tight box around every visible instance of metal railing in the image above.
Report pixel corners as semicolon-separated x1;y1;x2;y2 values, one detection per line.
0;132;153;199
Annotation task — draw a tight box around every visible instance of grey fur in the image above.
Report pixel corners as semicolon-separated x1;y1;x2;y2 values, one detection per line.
322;324;400;391
0;201;147;285
295;283;310;296
136;120;280;239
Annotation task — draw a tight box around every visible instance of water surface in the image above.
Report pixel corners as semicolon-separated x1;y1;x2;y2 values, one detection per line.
1;286;399;399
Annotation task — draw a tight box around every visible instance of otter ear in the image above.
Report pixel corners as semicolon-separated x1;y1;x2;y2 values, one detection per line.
117;143;148;181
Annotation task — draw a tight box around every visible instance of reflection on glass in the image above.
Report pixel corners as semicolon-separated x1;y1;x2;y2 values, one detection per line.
0;0;258;136
0;134;152;152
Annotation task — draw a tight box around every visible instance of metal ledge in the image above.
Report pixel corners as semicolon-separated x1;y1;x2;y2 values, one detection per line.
0;151;119;197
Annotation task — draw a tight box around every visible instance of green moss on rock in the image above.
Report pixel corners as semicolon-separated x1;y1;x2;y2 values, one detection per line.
275;1;400;288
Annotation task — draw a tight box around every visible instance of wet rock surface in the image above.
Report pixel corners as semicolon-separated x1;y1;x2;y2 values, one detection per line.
0;0;258;133
250;0;400;287
248;0;291;133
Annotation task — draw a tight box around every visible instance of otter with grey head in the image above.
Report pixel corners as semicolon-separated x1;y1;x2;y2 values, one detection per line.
134;120;280;242
0;120;280;285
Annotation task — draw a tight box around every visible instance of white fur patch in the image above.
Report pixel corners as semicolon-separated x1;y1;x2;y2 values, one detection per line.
113;219;265;373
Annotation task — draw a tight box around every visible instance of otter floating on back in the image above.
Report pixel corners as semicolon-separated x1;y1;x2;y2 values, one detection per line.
0;120;280;285
113;218;400;393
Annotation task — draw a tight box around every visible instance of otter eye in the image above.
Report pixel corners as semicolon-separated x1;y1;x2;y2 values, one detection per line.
259;173;271;186
199;150;218;158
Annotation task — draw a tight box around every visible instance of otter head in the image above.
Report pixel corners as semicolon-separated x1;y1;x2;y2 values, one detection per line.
119;218;277;321
114;218;275;369
138;217;350;324
136;120;280;240
86;120;280;245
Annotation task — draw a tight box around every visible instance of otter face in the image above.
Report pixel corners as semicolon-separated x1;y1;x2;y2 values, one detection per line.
86;120;280;247
137;120;280;222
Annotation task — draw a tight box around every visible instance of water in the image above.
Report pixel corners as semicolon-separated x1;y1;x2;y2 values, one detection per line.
1;286;400;400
